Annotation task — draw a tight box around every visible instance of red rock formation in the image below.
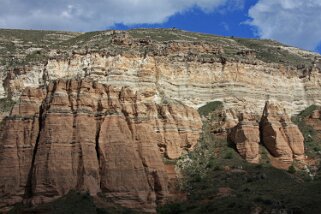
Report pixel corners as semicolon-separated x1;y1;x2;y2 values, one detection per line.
0;79;202;212
229;113;260;164
260;101;305;164
0;87;45;211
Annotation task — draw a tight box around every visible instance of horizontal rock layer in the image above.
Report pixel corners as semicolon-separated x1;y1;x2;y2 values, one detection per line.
2;51;321;117
0;79;202;212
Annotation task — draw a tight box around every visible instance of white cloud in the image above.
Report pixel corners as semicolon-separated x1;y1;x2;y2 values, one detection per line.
248;0;321;50
0;0;229;32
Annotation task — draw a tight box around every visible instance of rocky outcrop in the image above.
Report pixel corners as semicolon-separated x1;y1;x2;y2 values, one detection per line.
228;101;306;166
0;79;202;212
229;113;260;164
260;101;305;163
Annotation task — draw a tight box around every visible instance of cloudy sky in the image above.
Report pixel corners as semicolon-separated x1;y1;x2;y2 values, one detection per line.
0;0;320;53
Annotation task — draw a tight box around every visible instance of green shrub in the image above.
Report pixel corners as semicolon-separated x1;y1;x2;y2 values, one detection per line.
0;97;15;112
288;165;296;174
198;101;223;117
224;151;234;159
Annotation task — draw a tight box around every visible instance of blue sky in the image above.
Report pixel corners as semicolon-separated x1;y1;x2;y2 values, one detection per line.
114;0;256;39
0;0;321;53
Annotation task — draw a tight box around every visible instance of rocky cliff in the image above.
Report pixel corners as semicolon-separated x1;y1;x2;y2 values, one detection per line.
0;79;201;212
1;29;321;116
0;28;321;212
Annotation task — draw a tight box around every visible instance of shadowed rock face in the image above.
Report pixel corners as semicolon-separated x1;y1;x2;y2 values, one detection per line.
0;79;202;212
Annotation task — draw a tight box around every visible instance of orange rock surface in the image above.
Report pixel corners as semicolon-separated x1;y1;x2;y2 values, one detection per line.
0;79;202;212
0;87;45;211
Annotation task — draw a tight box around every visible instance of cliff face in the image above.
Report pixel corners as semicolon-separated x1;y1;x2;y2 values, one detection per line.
1;29;321;116
3;52;321;117
0;29;321;212
0;79;202;212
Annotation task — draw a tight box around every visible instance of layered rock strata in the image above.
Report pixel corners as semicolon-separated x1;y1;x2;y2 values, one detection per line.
0;79;202;212
2;47;321;117
0;87;45;211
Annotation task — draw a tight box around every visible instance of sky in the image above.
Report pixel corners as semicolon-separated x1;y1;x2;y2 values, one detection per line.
0;0;321;53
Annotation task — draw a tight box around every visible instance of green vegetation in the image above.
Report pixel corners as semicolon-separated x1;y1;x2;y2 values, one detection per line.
0;29;78;44
9;191;137;214
294;105;319;120
0;29;80;68
159;130;321;214
234;38;313;67
198;101;224;117
158;103;321;214
1;28;319;71
288;165;297;174
0;97;15;112
58;31;109;47
292;105;321;158
129;28;182;42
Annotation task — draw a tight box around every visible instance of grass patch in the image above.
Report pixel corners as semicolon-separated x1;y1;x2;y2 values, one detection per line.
198;101;224;117
234;38;313;67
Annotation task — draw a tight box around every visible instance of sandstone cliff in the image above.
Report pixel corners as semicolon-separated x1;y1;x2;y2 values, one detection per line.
0;79;202;212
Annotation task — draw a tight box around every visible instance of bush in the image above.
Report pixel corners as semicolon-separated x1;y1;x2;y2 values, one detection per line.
198;101;223;117
224;151;234;159
288;165;296;174
0;97;15;112
176;143;218;190
157;203;185;214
